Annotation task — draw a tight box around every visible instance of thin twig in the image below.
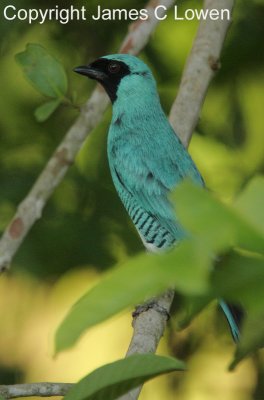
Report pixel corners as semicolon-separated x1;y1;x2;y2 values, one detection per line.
0;0;175;273
0;383;73;399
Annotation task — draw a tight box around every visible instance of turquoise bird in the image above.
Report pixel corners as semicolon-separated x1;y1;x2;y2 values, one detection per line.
74;54;241;342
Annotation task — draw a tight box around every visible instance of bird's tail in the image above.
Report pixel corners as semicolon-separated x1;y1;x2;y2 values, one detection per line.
219;300;243;343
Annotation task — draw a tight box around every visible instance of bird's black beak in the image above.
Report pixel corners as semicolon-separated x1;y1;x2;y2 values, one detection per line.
73;65;107;81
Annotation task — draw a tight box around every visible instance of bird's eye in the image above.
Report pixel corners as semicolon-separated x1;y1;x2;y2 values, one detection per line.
108;62;121;74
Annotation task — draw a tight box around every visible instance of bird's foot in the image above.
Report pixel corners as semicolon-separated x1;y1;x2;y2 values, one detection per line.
132;301;170;320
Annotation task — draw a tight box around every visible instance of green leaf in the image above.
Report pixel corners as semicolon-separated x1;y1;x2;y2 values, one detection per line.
0;395;5;400
177;294;213;330
55;239;212;353
230;311;264;370
15;43;68;98
212;252;264;312
64;354;185;400
211;252;264;369
34;98;61;122
173;181;264;254
234;176;264;235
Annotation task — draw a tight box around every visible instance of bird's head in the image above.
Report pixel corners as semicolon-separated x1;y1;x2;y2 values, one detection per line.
74;54;155;103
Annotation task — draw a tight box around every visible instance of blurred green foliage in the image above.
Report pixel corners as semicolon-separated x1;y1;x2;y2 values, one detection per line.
64;354;185;400
0;0;264;398
15;44;69;121
56;180;264;369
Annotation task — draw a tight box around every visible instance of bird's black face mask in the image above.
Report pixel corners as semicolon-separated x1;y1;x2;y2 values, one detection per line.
74;58;130;102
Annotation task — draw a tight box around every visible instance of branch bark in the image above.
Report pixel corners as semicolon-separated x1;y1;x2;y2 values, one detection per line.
118;290;175;400
169;0;234;147
0;0;234;398
0;383;73;399
0;0;175;273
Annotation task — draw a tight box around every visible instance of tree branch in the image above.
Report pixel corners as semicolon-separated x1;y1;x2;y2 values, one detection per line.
0;0;176;273
0;383;73;399
118;290;175;400
169;0;234;147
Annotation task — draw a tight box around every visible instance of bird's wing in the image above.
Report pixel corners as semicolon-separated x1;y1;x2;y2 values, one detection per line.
112;132;203;238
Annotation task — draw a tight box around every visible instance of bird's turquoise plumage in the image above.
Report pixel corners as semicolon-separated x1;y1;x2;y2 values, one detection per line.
74;53;241;342
104;54;203;250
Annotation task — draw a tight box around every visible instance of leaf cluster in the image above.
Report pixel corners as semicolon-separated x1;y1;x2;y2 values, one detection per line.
54;177;264;398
